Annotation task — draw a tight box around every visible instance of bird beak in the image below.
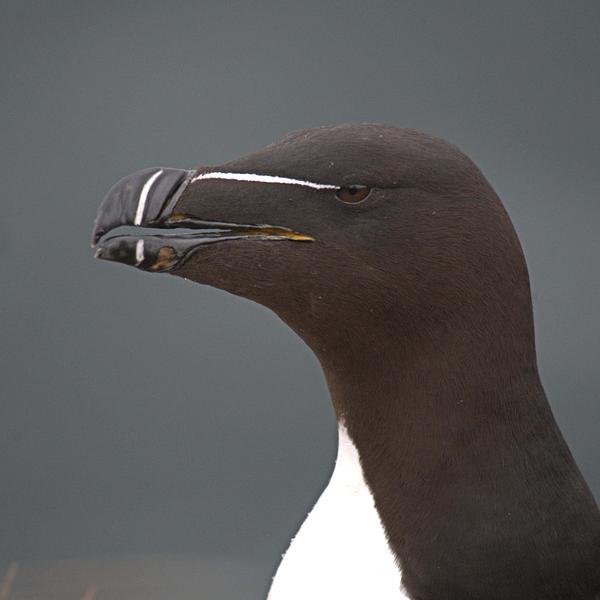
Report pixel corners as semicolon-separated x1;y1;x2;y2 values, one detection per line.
92;168;313;273
91;167;193;246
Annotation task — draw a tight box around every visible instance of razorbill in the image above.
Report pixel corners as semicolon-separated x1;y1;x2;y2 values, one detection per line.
92;124;600;600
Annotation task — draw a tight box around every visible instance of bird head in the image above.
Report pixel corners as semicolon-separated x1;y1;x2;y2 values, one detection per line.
92;124;528;358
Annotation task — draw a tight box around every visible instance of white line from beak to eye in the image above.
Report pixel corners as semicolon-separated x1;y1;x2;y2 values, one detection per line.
135;239;145;265
135;169;164;225
190;171;339;190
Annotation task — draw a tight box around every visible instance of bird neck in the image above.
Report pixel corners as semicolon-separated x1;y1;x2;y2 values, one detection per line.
317;308;600;600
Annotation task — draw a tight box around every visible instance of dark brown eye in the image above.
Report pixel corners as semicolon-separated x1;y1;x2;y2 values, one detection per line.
336;186;371;204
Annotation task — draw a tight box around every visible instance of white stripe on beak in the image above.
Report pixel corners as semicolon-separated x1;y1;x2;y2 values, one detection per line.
134;169;164;226
135;239;145;265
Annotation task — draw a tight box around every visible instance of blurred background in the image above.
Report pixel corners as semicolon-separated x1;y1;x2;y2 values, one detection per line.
1;1;599;598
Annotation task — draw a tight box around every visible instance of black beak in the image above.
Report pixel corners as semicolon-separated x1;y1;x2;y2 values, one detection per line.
92;167;313;274
91;167;193;247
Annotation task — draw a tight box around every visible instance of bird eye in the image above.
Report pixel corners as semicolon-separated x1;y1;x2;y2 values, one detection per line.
336;186;371;204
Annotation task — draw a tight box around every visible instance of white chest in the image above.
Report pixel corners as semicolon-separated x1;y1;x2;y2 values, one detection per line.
267;425;409;600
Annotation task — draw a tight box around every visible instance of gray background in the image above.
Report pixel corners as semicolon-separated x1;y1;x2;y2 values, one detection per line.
1;1;599;598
